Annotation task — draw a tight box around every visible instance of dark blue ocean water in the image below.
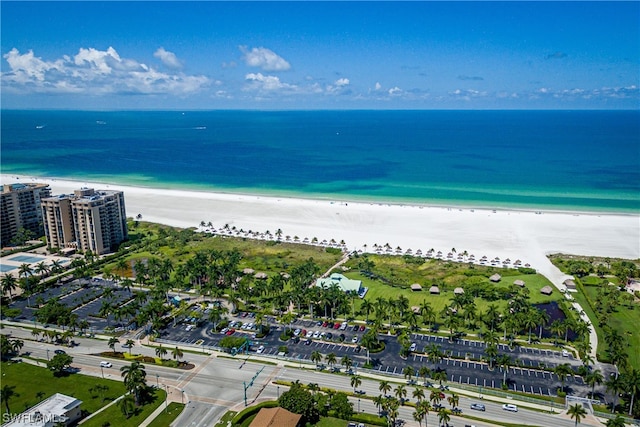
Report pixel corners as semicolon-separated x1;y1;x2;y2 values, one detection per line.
1;110;639;212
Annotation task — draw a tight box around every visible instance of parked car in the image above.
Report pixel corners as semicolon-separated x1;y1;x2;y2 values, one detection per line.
304;339;312;345
339;322;348;330
256;345;265;354
502;404;518;412
352;325;359;332
322;321;328;327
225;328;235;335
313;331;321;339
409;342;417;352
326;332;333;340
351;336;359;343
316;320;323;327
306;330;313;338
294;328;302;336
470;403;485;411
54;349;66;355
562;349;569;357
333;323;341;329
359;325;366;332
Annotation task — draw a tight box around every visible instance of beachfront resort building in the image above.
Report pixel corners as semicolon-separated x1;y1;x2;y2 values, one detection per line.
0;182;51;247
315;273;367;297
3;393;82;427
41;188;128;255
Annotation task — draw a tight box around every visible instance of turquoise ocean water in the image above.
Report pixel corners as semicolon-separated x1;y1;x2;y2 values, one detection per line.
1;110;639;212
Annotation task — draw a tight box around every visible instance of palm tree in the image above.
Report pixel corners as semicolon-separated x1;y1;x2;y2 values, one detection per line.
341;355;353;372
350;375;362;392
585;369;604;399
108;337;119;354
437;407;450;427
1;275;18;301
555;363;573;392
412;386;425;402
171;346;184;362
360;299;374;321
403;366;416;382
311;351;322;368
497;353;512;385
606;374;624;413
125;339;135;355
373;394;385;414
624;368;640;416
379;380;392;396
419;366;432;384
1;385;19;415
325;352;337;368
447;392;459;409
118;394;136;418
485;343;498;369
155;345;167;360
394;384;407;404
417;400;431;427
120;361;146;405
568;403;587;426
432;369;447;386
430;389;442;407
605;415;627;427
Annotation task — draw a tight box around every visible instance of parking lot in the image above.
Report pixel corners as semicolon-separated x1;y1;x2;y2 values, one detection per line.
157;311;610;399
9;277;140;332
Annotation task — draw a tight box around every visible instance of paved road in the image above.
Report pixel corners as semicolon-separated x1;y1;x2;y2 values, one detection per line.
2;324;608;427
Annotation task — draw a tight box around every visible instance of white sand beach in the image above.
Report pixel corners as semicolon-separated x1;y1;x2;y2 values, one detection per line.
3;174;639;289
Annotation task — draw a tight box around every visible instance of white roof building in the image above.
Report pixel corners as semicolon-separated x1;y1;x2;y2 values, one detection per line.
3;393;82;427
315;273;363;294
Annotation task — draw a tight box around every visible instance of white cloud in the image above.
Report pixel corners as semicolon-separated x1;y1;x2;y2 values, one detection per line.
244;73;297;91
239;46;290;71
375;82;382;91
334;78;349;87
2;47;209;95
153;47;182;69
388;86;402;96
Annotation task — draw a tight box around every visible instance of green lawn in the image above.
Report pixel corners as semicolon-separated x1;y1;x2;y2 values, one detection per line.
0;361;126;415
82;388;167;427
313;416;353;426
146;402;185;427
579;283;640;370
344;269;559;326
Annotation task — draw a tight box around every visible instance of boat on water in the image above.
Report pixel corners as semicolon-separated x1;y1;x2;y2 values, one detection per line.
96;120;107;125
35;125;45;129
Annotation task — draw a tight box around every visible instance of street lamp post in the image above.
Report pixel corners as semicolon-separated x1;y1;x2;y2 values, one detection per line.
358;398;361;413
100;366;104;379
156;374;159;387
277;385;280;399
46;349;50;361
181;389;184;404
163;384;168;413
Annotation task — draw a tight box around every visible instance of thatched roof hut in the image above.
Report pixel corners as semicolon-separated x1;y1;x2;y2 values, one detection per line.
243;268;255;275
429;285;440;294
540;285;553;295
513;279;526;287
453;287;464;295
411;306;421;314
411;283;423;292
489;273;502;282
563;279;577;290
254;272;268;279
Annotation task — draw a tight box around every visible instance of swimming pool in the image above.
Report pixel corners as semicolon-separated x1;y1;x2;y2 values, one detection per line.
0;264;17;273
9;254;46;263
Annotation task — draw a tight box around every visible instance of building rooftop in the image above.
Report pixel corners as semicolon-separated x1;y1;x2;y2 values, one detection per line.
249;407;302;427
315;273;362;293
3;393;82;427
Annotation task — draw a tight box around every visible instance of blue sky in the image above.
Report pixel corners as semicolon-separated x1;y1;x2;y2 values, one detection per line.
1;1;638;110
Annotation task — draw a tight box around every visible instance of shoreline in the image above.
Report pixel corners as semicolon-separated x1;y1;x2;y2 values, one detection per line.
2;173;637;218
2;174;639;290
